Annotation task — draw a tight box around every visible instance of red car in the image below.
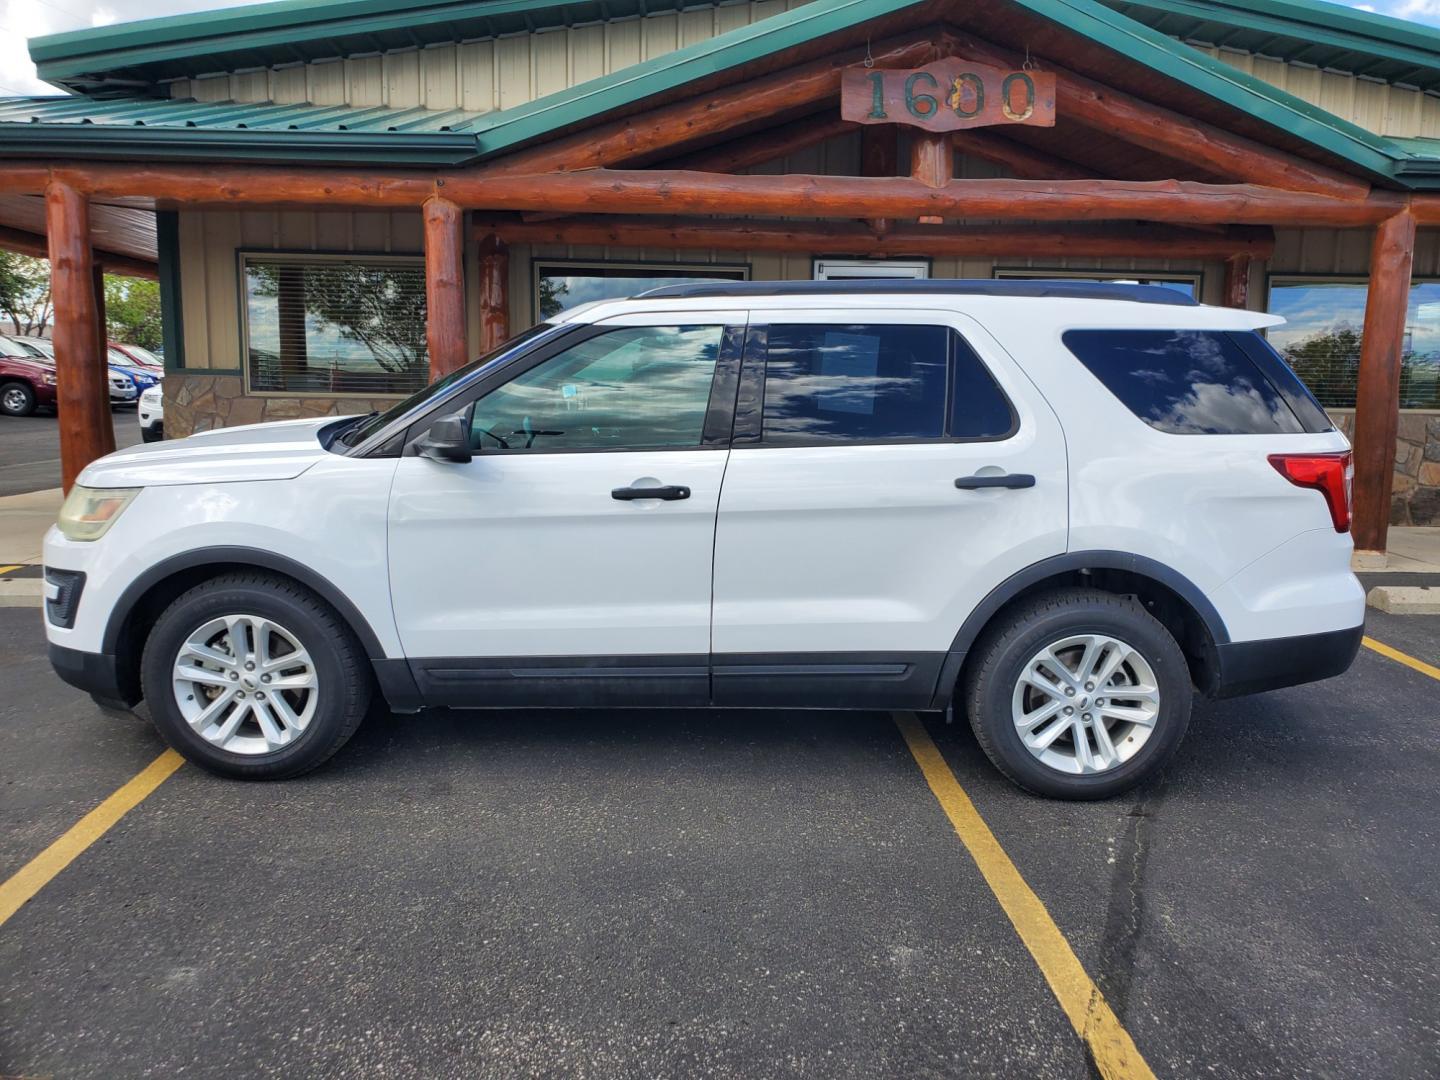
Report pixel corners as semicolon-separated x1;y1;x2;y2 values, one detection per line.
0;335;58;417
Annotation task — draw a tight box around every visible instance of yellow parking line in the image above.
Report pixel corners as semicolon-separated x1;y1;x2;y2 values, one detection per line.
0;565;24;576
1363;636;1440;682
894;713;1156;1080
0;750;184;929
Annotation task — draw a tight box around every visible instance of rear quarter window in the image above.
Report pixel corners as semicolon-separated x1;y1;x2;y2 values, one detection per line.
1061;329;1328;435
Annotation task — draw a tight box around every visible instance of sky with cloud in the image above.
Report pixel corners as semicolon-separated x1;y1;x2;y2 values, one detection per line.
3;0;1440;98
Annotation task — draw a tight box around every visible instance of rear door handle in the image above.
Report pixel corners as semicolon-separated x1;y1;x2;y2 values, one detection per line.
954;473;1036;490
612;484;691;501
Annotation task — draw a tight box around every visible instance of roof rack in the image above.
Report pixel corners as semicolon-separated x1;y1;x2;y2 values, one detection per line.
634;279;1200;306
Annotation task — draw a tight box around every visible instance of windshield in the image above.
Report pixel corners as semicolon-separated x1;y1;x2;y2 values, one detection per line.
122;344;163;367
338;324;557;448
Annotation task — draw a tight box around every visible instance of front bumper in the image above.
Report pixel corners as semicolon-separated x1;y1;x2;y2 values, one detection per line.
1210;624;1364;699
48;642;137;711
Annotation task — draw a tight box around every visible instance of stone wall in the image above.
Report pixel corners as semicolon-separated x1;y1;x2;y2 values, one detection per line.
162;373;403;440
1332;411;1440;526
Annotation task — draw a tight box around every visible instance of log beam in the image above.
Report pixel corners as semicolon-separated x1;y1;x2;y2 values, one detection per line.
478;232;510;354
1222;254;1252;309
44;180;112;491
1352;209;1417;555
941;30;1370;199
665;113;855;173
4;164;1405;227
91;263;115;447
0;223;158;279
423;195;467;381
476;215;1276;259
480;34;935;176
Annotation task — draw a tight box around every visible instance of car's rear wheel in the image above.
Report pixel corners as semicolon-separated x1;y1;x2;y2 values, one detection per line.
140;573;372;779
0;381;36;417
964;587;1192;799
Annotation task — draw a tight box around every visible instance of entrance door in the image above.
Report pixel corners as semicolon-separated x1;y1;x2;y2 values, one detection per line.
387;313;745;706
710;308;1068;708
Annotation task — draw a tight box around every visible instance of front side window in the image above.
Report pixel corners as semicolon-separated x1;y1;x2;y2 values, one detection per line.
470;325;723;452
758;324;1010;443
1267;278;1440;410
243;254;429;396
1063;329;1309;435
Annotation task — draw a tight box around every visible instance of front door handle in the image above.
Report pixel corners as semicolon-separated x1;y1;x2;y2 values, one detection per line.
612;484;691;501
954;473;1036;490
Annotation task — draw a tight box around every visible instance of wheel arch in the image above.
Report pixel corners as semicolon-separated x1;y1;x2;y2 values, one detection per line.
929;551;1230;709
104;547;391;705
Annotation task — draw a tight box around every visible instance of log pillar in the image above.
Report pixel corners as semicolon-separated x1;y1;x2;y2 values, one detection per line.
45;180;112;491
911;132;952;225
479;233;510;353
860;126;899;236
1352;209;1417;555
423;195;467;381
1222;255;1251;309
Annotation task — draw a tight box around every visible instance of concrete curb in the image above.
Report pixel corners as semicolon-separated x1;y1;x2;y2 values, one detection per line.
1367;585;1440;615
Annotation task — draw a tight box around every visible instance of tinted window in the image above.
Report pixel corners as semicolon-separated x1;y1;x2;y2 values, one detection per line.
1063;329;1304;435
761;324;949;442
949;333;1015;439
470;325;722;452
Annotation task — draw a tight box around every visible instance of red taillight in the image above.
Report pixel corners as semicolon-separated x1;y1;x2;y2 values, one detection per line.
1268;450;1353;533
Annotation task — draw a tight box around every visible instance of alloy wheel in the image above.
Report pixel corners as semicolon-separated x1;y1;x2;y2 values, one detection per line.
1010;633;1161;775
172;613;319;755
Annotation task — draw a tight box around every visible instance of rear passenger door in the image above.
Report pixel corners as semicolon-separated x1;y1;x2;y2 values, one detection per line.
710;310;1067;707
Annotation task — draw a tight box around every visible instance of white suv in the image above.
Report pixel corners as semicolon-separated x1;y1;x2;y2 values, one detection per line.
42;282;1363;798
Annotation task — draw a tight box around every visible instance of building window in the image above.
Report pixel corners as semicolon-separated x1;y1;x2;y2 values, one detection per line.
533;261;748;321
813;259;929;280
994;268;1200;299
1267;277;1440;410
242;253;429;396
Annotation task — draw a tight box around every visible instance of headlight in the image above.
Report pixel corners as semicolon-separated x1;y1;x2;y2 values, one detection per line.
58;486;140;542
42;371;57;385
140;386;162;404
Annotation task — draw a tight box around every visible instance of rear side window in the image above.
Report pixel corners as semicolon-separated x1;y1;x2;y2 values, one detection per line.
1062;329;1316;435
759;324;1011;443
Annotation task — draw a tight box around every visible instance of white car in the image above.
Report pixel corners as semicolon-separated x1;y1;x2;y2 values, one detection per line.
138;384;163;441
42;281;1363;797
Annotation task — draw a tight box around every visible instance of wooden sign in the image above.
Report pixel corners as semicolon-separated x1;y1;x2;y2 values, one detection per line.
842;60;1057;131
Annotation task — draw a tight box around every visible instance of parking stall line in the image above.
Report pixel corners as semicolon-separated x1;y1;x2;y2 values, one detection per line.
0;565;24;576
0;750;184;929
1363;636;1440;682
894;712;1156;1080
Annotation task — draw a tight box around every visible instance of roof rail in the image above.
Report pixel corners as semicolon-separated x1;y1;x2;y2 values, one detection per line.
634;279;1200;306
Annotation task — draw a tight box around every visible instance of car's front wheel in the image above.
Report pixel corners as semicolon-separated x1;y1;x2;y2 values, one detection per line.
140;573;372;779
964;588;1192;800
0;381;36;417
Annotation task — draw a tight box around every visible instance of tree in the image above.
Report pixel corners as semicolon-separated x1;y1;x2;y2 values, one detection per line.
0;251;52;336
104;274;163;351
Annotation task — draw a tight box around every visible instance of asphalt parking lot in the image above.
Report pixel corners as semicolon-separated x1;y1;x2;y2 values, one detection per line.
0;412;143;498
1;602;1438;1079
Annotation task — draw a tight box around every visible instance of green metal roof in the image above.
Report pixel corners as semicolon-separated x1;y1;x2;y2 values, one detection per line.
31;0;731;90
10;0;1440;186
0;96;487;165
1101;0;1440;92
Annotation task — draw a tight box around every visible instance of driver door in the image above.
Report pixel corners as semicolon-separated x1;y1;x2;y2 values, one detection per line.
387;312;745;707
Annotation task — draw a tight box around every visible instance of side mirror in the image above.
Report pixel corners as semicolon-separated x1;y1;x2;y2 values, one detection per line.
416;412;473;464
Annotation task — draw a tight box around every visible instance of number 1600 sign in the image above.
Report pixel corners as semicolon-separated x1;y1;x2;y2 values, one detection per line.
841;60;1057;132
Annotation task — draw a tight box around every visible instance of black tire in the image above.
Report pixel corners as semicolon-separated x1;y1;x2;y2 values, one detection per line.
0;381;36;417
963;587;1192;800
140;573;372;779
